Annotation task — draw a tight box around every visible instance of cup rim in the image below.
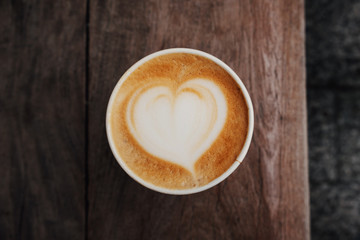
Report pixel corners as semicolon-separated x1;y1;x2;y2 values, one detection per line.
106;48;254;195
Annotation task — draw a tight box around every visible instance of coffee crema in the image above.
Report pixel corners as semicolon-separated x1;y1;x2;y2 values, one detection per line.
109;53;249;189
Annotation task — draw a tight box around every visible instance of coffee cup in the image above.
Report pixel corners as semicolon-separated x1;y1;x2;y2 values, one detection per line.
106;48;254;195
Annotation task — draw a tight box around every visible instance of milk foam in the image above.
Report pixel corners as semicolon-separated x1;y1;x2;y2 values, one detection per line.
126;78;227;172
110;53;250;189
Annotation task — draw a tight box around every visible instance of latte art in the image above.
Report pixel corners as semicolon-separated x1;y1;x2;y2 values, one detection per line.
126;79;227;172
108;52;249;190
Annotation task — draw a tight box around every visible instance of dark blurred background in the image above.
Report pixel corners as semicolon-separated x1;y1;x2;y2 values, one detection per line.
306;0;360;239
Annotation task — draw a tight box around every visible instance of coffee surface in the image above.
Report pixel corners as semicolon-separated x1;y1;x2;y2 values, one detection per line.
109;53;248;189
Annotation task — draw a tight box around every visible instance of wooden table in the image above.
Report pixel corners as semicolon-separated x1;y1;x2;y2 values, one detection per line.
0;0;309;239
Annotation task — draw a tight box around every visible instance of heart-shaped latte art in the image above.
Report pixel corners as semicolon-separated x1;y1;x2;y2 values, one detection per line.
126;79;227;172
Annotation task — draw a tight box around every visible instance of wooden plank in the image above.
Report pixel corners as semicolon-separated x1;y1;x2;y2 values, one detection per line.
88;0;309;239
0;1;86;239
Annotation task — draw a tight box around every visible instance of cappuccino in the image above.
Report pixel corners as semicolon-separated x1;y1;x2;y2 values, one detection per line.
108;52;249;190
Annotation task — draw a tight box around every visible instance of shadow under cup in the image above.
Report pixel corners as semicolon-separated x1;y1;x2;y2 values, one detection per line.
106;48;254;195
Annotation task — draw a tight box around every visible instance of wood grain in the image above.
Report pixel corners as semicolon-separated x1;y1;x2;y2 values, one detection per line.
0;1;86;239
87;0;309;239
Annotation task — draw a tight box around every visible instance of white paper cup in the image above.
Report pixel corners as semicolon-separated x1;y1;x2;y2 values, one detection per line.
106;48;254;195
